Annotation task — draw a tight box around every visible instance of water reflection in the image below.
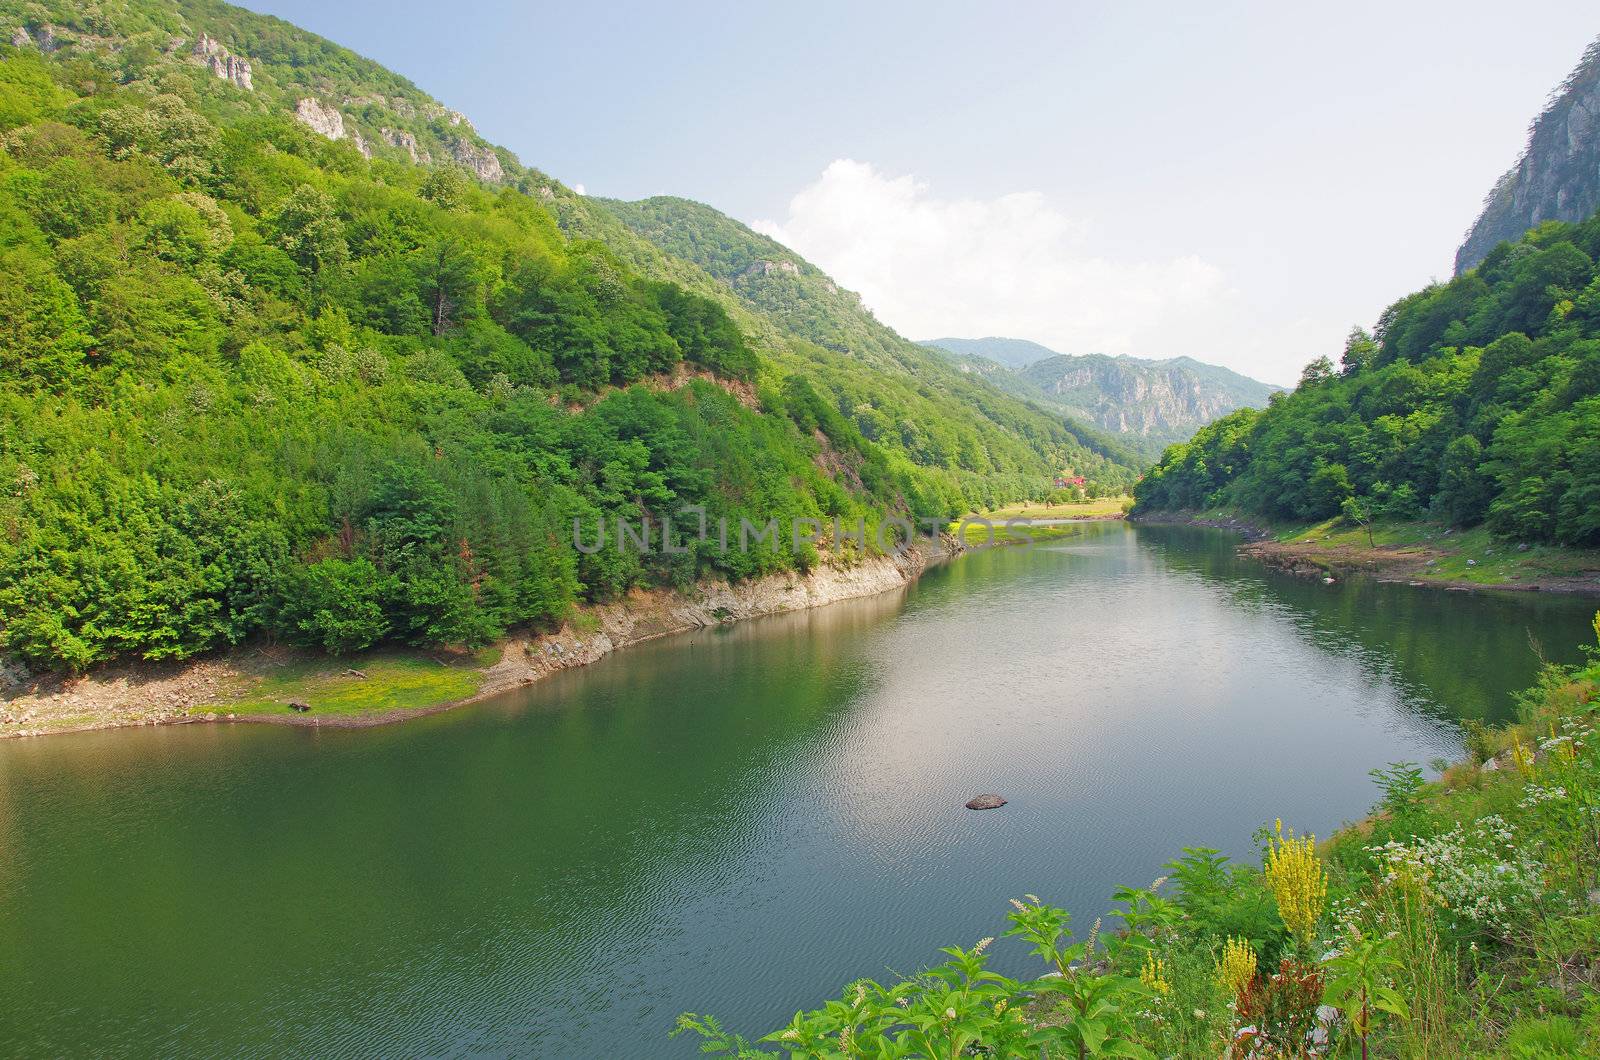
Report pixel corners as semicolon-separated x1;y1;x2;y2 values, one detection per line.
0;523;1593;1057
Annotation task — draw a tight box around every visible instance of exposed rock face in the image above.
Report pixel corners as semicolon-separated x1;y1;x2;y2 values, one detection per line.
1456;38;1600;274
380;126;430;165
192;33;252;91
350;128;371;159
11;24;61;51
746;259;800;277
1020;354;1274;443
446;136;503;183
294;97;346;141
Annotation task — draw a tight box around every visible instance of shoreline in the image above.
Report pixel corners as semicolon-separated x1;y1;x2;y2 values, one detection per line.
1131;509;1600;595
0;535;965;741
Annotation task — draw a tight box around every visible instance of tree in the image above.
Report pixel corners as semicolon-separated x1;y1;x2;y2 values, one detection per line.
272;184;349;280
1341;327;1378;376
1298;356;1335;389
415;237;480;336
278;558;393;653
1341;495;1375;548
0;248;93;388
418;166;469;210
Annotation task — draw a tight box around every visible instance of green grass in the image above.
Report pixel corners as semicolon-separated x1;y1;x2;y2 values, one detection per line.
219;652;486;718
971;496;1132;522
950;520;1091;548
949;496;1129;548
1266;516;1600;586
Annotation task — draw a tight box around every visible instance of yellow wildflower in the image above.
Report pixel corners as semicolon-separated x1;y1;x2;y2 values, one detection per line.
1141;952;1172;996
1510;734;1533;775
1217;936;1258;998
1263;820;1327;947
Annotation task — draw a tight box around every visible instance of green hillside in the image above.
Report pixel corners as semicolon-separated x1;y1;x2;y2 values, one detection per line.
591;196;1146;478
1135;214;1600;547
0;1;1138;673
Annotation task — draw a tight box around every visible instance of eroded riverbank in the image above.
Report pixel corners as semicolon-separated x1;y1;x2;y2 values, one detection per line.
1133;510;1600;595
0;537;959;739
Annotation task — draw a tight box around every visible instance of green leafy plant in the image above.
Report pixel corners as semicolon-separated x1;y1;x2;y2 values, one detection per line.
1323;931;1409;1060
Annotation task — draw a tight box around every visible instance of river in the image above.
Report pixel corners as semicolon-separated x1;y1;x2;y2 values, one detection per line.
1;522;1593;1057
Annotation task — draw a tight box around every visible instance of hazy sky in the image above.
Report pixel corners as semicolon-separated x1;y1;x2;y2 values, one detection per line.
247;1;1598;384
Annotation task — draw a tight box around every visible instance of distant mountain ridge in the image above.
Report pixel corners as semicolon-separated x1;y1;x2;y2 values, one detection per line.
1456;36;1600;274
919;338;1281;454
591;197;1148;473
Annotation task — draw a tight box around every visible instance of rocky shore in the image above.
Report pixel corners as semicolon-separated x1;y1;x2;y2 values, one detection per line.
1133;509;1600;595
1;536;962;739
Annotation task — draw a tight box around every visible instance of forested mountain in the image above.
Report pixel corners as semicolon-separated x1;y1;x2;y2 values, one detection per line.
0;0;1138;673
1135;214;1600;545
592;196;1145;474
921;338;1280;454
1456;36;1600;274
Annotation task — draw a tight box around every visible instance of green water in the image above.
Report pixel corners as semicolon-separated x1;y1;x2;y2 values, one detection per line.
1;523;1594;1057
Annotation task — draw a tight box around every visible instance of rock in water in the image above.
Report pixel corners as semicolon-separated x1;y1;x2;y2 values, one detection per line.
966;794;1007;810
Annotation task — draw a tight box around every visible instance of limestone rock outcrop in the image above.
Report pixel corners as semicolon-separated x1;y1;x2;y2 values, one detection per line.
192;33;253;91
294;97;346;141
1456;38;1600;273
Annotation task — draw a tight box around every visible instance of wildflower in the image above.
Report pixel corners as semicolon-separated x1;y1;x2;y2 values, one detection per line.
994;999;1008;1016
1141;952;1172;996
973;936;993;955
1008;898;1027;912
1217;936;1258;998
1264;820;1328;947
943;1007;956;1021
1510;735;1533;775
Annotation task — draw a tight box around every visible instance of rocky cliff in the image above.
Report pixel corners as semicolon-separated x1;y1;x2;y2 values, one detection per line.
4;1;518;184
1456;37;1600;274
1021;355;1252;441
921;339;1279;452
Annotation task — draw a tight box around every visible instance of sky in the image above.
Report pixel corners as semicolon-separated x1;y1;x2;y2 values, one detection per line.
247;0;1600;385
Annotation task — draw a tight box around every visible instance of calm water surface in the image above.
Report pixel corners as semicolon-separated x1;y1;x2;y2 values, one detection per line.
1;523;1594;1057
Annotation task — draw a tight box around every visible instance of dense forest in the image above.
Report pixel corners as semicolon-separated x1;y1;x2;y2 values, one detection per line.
589;195;1148;476
0;3;1136;674
1134;213;1600;547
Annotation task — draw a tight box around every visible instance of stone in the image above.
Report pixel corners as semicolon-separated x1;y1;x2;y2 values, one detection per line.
379;127;427;164
446;136;504;183
294;98;345;141
192;33;253;90
1456;48;1600;273
965;793;1007;810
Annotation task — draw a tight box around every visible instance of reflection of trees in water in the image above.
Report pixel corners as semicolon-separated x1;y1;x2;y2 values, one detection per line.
1132;524;1593;723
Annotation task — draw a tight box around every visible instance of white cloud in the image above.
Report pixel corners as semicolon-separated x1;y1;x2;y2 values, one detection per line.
573;182;587;196
752;160;1246;367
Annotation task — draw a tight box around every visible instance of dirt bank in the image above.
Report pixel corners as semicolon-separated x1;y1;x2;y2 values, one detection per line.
1;537;960;740
1133;510;1600;596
